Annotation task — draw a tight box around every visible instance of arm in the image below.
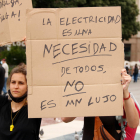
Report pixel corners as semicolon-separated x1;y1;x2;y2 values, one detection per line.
61;117;76;123
121;69;139;128
0;95;8;110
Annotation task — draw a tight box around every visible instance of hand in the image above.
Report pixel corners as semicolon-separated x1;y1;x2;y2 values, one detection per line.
22;36;26;45
121;69;131;94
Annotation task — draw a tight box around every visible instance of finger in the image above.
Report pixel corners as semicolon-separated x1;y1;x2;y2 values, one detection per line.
122;76;131;81
121;79;125;85
121;79;131;85
121;70;127;77
122;75;131;78
121;78;131;85
123;76;131;80
123;72;128;76
122;80;129;86
22;36;26;45
122;78;131;86
121;69;126;74
122;74;131;78
121;82;124;85
22;37;26;41
22;36;27;43
121;81;127;85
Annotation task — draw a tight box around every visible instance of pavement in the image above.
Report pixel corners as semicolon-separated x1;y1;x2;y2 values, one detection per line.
40;120;83;140
39;78;140;140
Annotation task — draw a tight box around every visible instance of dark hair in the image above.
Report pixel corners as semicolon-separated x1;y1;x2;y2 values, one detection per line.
8;63;27;86
135;64;138;68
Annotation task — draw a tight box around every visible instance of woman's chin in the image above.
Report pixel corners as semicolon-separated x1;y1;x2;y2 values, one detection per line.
12;93;21;98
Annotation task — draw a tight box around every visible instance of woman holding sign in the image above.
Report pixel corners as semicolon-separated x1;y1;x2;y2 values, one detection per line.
0;63;41;140
62;69;140;140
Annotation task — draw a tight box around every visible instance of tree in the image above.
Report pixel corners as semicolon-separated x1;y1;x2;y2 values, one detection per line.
32;0;140;40
0;46;26;65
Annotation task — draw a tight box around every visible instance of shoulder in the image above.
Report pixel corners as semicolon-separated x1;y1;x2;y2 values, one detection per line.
0;66;5;72
2;63;6;68
3;63;8;68
0;95;9;108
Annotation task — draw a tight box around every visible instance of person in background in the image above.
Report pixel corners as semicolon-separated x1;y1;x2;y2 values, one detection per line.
125;63;130;74
139;67;140;78
129;66;133;77
0;62;5;95
1;59;9;95
133;64;138;82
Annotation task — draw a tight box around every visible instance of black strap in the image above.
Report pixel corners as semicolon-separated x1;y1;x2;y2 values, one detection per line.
100;125;109;140
83;117;95;140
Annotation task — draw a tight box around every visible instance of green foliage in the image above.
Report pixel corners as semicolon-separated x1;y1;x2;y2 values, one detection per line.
0;46;26;65
9;65;16;75
32;0;140;40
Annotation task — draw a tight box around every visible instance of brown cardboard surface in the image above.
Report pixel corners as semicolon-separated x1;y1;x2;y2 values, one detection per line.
28;84;123;118
0;0;32;46
26;7;124;118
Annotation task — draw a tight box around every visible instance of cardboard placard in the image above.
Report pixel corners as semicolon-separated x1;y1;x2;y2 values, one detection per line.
0;0;32;46
26;7;124;118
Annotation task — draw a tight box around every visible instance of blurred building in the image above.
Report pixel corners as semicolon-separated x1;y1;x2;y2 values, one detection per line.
0;41;25;52
123;0;140;61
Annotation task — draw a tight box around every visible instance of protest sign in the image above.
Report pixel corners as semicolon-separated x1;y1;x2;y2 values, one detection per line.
0;0;32;46
26;7;124;118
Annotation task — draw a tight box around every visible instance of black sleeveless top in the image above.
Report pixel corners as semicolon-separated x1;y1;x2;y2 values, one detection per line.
0;95;41;140
83;116;121;140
